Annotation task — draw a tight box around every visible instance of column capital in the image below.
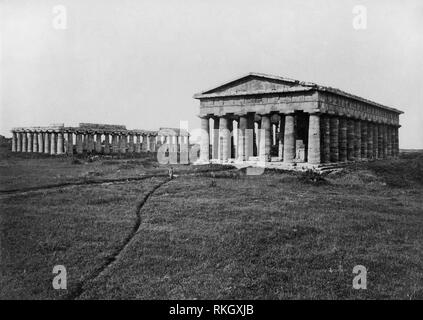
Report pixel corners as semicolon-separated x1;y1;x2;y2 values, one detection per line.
270;113;281;123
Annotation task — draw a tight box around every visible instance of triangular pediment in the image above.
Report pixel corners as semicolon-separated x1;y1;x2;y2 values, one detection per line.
199;73;307;96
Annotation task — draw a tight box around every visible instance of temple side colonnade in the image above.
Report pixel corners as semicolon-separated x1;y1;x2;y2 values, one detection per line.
11;123;190;156
194;73;403;168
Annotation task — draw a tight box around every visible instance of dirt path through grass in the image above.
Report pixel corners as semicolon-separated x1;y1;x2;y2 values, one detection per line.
61;177;171;299
0;174;169;196
0;177;169;299
65;171;237;299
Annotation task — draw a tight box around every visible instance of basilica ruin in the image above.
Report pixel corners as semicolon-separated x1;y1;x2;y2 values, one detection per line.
194;73;403;169
10;123;189;156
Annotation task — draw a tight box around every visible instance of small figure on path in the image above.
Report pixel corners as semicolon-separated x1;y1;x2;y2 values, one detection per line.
168;167;174;180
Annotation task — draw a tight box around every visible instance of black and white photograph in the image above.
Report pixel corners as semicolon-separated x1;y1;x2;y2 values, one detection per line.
0;0;422;306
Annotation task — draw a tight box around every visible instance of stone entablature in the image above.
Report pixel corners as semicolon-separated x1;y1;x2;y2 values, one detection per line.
12;125;158;136
79;123;127;130
198;90;318;117
197;90;400;127
318;92;400;126
195;73;402;127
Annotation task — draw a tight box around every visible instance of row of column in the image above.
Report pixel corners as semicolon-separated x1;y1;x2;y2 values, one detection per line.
321;115;399;163
11;131;162;155
200;114;286;163
72;132;158;155
200;113;399;164
12;131;66;155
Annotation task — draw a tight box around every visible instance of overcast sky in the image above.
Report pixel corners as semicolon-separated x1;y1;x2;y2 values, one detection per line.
1;0;422;148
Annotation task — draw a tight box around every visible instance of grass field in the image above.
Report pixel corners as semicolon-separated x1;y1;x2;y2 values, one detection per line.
1;145;422;299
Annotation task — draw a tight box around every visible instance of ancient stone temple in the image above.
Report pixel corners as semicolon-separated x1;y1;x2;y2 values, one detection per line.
194;73;403;169
11;123;189;156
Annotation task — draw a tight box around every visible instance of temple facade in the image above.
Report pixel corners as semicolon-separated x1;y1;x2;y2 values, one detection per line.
194;73;403;169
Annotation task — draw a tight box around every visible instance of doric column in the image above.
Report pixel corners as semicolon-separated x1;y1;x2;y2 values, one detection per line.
283;113;295;163
278;116;285;160
346;119;355;161
95;133;102;153
383;124;388;158
87;133;94;153
259;115;271;162
238;116;247;161
391;126;396;157
360;121;368;159
228;120;234;159
27;132;33;153
212;118;220;159
117;134;123;153
339;118;347;162
38;132;44;153
320;115;330;163
103;134;110;154
76;133;83;154
82;133;87;151
170;135;178;163
270;123;279;147
173;135;178;153
134;135;141;153
387;126;393;157
12;132;17;152
373;124;379;159
145;134;151;151
88;133;93;152
120;134;127;154
50;132;57;155
200;117;210;162
377;123;383;159
16;132;22;152
33;132;38;153
149;135;156;152
219;117;229;161
308;113;321;164
141;134;147;151
394;126;399;157
57;132;64;155
22;132;28;152
255;121;261;156
180;135;189;164
111;134;118;153
127;134;133;153
44;132;50;154
380;124;385;158
235;120;240;159
246;114;255;159
66;132;73;155
88;133;94;152
367;122;374;159
354;120;361;161
330;116;339;162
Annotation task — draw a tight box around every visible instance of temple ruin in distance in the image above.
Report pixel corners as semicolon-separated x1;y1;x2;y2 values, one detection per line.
10;123;189;156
